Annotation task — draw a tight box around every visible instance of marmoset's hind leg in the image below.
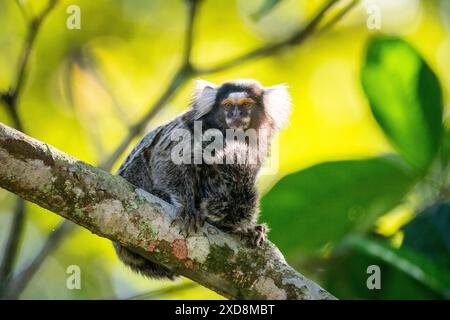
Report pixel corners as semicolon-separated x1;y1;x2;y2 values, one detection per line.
113;187;178;280
113;243;177;280
170;194;205;236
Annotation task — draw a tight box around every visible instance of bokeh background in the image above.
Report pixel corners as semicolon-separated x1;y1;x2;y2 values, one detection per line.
0;0;449;299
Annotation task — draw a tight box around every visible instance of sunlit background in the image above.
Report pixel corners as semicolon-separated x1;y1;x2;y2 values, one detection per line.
0;0;449;299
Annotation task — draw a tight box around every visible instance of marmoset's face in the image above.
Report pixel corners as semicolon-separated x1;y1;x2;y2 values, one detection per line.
210;80;264;131
220;92;255;130
195;78;291;135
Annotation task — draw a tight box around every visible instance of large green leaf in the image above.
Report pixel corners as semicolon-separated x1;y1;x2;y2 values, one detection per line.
261;156;415;259
402;203;450;269
361;36;443;171
343;235;450;297
322;237;444;299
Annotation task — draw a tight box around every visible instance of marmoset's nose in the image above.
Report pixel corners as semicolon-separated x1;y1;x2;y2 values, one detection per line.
230;106;241;118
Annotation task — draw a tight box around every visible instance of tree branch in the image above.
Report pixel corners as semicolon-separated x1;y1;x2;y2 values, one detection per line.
0;122;336;300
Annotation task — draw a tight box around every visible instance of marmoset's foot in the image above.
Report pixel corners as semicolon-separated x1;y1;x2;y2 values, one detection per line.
234;223;268;247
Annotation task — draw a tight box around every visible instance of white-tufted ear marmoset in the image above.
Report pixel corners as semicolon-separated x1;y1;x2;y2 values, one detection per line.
113;79;292;279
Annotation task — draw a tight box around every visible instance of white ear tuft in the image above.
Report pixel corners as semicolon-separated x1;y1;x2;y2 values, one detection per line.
192;79;218;119
263;84;292;130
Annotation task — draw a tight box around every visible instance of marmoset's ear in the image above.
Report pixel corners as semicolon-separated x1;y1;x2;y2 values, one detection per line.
192;79;218;119
263;84;292;130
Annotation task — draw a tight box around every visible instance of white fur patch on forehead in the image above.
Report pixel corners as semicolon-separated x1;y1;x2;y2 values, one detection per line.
263;85;292;130
227;92;248;100
191;79;218;119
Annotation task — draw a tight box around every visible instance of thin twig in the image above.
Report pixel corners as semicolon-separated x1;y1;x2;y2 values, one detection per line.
0;199;25;296
2;105;23;132
14;0;29;21
194;0;341;75
78;53;132;126
182;0;199;66
0;0;59;299
8;0;59;109
318;0;360;35
99;67;192;171
3;221;75;299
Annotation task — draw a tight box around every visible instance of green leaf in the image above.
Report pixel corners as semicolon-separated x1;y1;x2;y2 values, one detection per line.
341;235;450;297
402;203;450;268
261;156;415;259
322;239;443;299
361;36;443;171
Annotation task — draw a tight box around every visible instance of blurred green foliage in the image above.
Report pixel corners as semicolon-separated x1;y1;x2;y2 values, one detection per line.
262;35;449;299
361;36;443;171
0;0;449;299
403;203;450;270
261;156;415;259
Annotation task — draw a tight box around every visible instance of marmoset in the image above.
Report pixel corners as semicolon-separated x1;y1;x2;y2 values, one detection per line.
114;79;291;279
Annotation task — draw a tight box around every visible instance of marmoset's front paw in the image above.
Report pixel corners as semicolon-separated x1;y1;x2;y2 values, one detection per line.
171;206;205;237
252;224;268;247
234;223;268;247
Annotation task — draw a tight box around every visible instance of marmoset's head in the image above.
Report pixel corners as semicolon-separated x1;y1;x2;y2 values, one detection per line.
191;79;292;131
